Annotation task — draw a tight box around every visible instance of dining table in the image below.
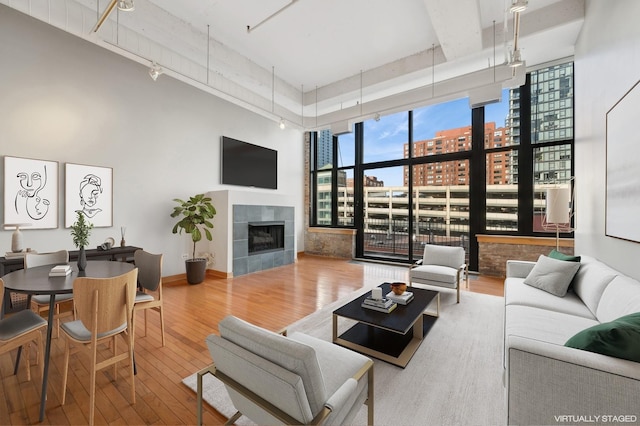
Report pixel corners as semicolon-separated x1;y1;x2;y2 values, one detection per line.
1;260;136;422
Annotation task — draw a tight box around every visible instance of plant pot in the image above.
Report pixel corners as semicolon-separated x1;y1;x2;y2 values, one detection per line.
77;246;87;271
185;258;207;284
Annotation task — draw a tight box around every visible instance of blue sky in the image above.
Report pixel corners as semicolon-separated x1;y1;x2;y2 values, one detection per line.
338;89;511;186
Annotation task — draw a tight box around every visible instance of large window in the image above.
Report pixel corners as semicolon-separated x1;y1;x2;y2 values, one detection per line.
309;61;575;267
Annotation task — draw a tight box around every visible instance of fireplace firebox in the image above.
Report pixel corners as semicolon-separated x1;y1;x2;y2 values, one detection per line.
248;221;285;255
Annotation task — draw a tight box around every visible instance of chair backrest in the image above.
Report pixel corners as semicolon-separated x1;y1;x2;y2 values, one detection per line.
422;244;465;269
209;315;327;423
73;269;138;335
24;250;69;269
0;278;4;308
134;250;163;292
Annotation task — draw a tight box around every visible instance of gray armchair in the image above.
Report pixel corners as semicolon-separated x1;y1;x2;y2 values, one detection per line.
198;315;374;425
409;244;468;303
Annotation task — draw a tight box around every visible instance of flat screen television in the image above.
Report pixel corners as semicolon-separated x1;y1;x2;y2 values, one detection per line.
221;136;278;189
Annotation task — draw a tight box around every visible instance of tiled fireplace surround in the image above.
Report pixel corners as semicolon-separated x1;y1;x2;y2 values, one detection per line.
232;205;295;276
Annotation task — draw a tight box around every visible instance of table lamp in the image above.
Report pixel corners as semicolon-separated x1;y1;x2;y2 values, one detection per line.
3;223;31;253
545;187;571;250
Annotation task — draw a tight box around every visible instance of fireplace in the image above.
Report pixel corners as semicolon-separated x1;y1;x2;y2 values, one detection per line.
248;221;285;255
232;204;294;276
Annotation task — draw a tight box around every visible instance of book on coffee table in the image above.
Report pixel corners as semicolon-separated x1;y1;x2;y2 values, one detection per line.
361;300;397;313
385;291;414;305
363;296;394;309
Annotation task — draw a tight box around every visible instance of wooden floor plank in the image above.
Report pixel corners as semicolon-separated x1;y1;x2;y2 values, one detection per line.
1;255;504;424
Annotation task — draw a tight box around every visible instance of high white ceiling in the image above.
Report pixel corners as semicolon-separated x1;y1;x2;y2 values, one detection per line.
3;0;585;129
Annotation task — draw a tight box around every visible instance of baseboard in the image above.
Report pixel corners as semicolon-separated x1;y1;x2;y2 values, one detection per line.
206;269;231;279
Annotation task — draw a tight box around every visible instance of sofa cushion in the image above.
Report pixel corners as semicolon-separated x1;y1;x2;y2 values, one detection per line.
571;256;618;316
596;276;640;323
565;312;640;362
523;255;581;297
289;332;370;425
218;316;327;416
549;249;581;263
505;305;599;346
421;244;464;270
411;265;458;285
505;277;595;319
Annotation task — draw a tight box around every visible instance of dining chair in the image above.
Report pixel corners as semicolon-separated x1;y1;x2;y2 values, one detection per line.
0;278;47;382
60;268;138;426
25;250;74;337
133;250;165;346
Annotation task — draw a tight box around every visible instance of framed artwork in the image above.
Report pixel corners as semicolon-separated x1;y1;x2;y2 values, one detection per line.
3;156;59;229
64;163;113;228
606;79;640;243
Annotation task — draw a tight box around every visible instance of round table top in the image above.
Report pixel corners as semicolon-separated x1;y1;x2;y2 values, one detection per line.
2;260;136;295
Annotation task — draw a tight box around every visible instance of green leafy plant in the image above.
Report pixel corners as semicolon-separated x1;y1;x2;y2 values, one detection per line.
70;211;93;248
171;194;216;259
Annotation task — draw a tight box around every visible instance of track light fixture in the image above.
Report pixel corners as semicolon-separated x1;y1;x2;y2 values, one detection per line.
117;0;135;12
279;118;286;130
149;62;163;81
509;0;527;13
509;49;524;67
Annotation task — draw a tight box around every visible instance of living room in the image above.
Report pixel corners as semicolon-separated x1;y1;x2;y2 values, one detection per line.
1;0;640;424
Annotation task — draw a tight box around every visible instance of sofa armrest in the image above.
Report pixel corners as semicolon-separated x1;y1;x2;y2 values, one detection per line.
507;335;640;425
324;378;357;413
506;260;536;279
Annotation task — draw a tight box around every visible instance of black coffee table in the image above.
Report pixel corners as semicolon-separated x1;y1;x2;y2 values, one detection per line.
332;282;440;368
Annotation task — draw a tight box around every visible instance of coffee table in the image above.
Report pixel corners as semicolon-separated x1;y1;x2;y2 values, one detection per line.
332;282;440;368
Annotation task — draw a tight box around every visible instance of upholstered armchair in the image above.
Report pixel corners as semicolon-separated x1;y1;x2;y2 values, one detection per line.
409;244;468;303
198;315;374;425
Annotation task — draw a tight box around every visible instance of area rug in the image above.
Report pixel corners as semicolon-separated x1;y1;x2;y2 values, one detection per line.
182;287;506;425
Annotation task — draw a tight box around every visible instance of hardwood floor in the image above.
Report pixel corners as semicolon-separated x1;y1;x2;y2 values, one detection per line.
0;255;503;425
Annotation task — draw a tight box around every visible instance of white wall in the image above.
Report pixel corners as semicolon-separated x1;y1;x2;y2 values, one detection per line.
574;0;640;279
0;6;305;277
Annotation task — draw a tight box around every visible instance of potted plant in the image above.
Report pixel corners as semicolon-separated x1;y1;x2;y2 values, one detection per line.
171;193;216;284
70;211;93;271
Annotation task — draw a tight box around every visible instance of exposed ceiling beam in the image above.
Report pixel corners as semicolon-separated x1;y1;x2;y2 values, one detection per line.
422;0;483;60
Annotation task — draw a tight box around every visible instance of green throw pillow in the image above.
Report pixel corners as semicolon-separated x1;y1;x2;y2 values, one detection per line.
565;312;640;362
549;249;581;263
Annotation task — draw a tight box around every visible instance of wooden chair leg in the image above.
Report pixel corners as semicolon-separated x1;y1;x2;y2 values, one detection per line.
24;343;31;381
128;334;136;404
37;331;44;378
61;338;70;405
159;306;165;347
144;310;148;337
89;346;98;426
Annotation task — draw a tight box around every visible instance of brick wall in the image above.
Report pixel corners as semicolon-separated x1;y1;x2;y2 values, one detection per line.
305;228;356;258
478;235;575;277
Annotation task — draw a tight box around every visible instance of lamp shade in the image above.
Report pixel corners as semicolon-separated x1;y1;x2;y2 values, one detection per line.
546;187;571;224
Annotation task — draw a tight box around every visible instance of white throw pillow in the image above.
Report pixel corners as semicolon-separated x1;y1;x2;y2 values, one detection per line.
523;254;581;297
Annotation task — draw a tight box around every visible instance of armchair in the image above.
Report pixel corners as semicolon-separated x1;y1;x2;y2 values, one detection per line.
199;315;374;425
409;244;468;303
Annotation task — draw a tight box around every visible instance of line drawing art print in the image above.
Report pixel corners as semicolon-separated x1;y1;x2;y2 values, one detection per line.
65;163;113;228
3;156;59;229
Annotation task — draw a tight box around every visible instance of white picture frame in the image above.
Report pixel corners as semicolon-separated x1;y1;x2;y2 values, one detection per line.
3;156;59;229
606;79;640;243
64;163;113;228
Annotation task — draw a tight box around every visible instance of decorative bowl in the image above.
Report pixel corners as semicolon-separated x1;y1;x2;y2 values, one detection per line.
390;282;407;295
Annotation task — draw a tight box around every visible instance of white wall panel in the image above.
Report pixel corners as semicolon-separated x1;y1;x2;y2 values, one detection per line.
0;5;304;276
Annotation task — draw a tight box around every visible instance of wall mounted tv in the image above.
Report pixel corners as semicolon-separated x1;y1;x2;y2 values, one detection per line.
221;136;278;189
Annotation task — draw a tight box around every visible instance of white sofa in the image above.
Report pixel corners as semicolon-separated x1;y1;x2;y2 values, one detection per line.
504;255;640;425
